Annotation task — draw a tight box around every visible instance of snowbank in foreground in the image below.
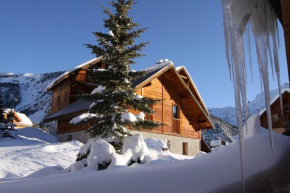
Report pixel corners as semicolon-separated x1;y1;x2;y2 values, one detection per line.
0;134;288;193
0;127;82;179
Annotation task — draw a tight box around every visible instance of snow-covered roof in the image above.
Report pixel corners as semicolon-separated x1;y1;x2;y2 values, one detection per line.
175;65;209;115
259;88;290;115
142;59;172;72
3;109;33;126
45;57;103;92
44;99;93;121
132;60;173;89
17;112;33;127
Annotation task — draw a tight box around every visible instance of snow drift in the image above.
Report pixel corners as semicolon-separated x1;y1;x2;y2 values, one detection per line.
0;133;289;192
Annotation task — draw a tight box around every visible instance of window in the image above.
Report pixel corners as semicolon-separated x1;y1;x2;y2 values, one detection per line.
182;142;188;155
273;114;279;122
145;102;154;121
64;91;69;102
173;104;180;119
67;135;72;141
56;96;61;105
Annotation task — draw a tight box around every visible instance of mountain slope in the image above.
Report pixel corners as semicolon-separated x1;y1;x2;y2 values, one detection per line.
208;83;290;126
0;72;63;123
202;115;238;145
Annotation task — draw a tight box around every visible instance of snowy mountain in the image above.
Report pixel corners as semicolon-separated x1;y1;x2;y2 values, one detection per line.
0;72;63;123
208;83;290;126
202;115;238;145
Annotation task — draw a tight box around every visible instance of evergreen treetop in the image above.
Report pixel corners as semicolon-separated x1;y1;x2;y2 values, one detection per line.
75;0;161;149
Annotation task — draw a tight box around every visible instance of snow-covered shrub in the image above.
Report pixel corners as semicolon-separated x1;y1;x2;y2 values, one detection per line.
122;134;151;164
87;139;115;170
0;123;17;139
76;139;94;161
70;134;153;172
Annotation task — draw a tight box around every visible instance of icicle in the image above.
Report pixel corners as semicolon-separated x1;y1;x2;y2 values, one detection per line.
221;0;281;191
222;0;232;80
267;36;275;81
250;0;275;160
245;24;253;83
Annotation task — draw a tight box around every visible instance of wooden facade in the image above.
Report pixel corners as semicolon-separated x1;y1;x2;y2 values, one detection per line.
45;59;213;141
260;91;290;134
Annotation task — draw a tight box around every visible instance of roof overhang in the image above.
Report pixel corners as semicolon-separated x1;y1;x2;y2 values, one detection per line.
175;66;209;115
45;57;103;92
268;0;282;23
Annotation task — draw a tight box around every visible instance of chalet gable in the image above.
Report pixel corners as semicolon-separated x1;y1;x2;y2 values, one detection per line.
134;63;213;129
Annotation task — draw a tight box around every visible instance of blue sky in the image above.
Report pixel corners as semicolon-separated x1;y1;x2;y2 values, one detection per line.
0;0;288;108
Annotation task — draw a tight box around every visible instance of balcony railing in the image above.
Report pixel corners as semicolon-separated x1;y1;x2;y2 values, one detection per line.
173;118;180;134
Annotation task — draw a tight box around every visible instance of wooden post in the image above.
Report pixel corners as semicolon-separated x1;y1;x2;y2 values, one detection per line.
180;98;183;135
281;0;290;84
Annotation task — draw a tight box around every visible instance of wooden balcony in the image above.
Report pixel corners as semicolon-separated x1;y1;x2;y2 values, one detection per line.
76;73;86;82
173;118;180;134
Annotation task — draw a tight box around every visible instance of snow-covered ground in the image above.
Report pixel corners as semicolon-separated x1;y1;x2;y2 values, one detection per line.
0;134;289;192
0;124;289;192
0;127;82;179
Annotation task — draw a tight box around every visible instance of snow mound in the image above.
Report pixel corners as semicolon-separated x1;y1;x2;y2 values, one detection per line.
122;134;150;163
144;138;167;151
87;140;115;170
17;127;57;143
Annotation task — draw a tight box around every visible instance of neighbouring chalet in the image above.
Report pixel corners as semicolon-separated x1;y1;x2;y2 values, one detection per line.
260;88;290;136
44;58;214;156
3;109;33;128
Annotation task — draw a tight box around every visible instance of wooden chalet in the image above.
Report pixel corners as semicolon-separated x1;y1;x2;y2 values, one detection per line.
260;88;290;135
3;109;33;128
44;58;213;156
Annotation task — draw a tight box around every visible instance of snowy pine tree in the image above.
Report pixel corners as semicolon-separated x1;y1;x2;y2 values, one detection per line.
0;96;6;126
76;0;161;150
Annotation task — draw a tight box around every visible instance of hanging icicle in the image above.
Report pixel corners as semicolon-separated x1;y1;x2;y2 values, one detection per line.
221;0;281;192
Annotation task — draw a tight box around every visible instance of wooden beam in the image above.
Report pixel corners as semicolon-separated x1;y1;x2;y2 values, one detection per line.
180;75;188;79
162;75;165;134
281;0;290;84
